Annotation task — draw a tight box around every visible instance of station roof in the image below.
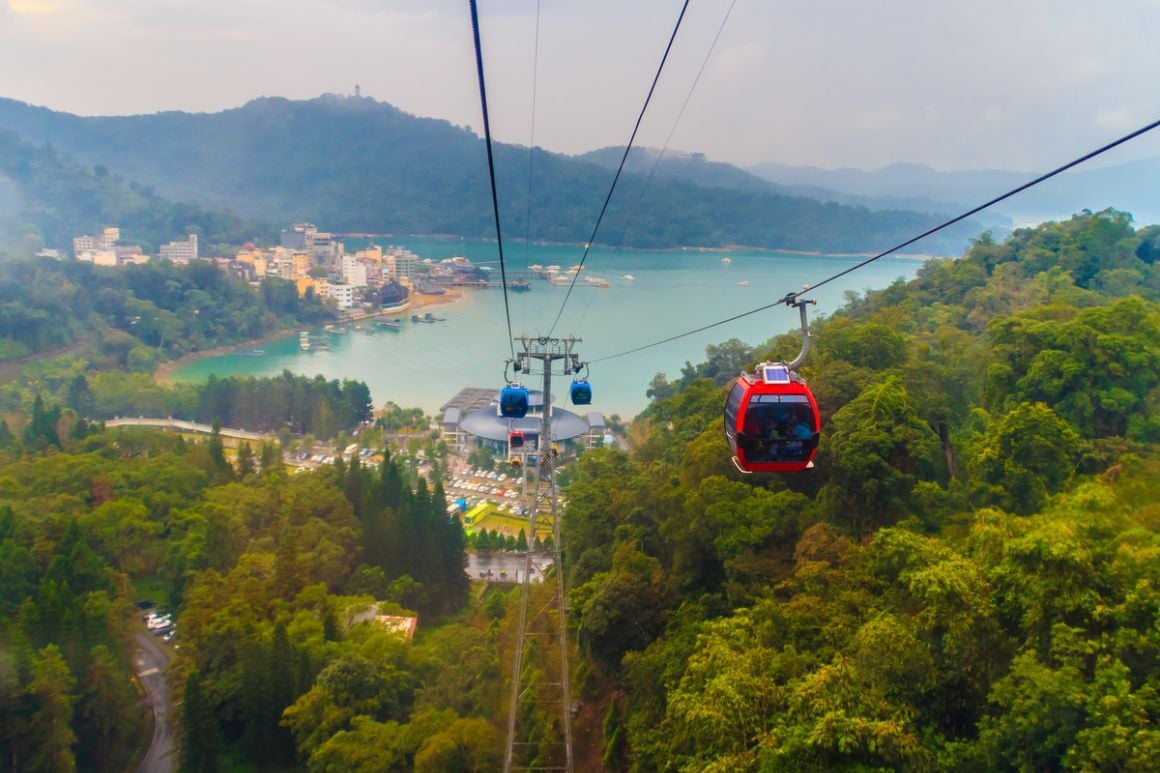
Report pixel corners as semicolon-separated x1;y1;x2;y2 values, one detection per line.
458;405;591;442
442;386;551;415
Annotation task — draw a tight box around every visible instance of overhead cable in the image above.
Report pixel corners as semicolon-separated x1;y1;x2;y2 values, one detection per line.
574;0;738;332
468;0;517;359
547;0;692;337
592;116;1160;363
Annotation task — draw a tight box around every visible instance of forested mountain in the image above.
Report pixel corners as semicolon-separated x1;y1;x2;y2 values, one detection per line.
579;145;785;194
0;95;982;254
0;128;269;254
580;145;1015;229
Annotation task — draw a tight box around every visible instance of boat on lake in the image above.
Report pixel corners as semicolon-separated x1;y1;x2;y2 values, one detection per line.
549;274;572;286
623;274;635;281
375;319;403;330
738;279;749;286
412;314;435;324
510;278;531;292
234;349;265;357
424;313;445;322
585;276;611;288
721;257;732;264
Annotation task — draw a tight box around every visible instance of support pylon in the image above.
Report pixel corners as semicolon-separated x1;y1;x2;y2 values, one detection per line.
503;336;580;773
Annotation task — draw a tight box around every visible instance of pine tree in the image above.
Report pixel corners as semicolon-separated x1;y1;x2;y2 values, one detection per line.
235;442;256;478
27;644;77;773
259;441;282;476
179;669;221;773
207;421;229;478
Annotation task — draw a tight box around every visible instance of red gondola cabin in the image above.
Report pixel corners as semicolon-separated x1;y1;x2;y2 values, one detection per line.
724;363;820;473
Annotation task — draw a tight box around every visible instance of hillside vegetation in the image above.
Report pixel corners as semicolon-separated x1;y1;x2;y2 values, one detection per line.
564;209;1160;770
0;95;982;254
0;211;1157;771
0;128;267;254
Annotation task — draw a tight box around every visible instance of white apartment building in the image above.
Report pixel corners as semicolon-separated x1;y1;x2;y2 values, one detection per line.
341;256;368;287
327;282;355;309
159;234;199;263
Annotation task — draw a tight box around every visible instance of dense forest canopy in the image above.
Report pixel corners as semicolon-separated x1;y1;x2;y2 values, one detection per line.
0;210;1157;771
0;256;329;365
564;209;1160;770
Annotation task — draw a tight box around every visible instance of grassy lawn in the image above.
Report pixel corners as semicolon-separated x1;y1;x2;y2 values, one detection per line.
130;575;170;608
467;509;553;541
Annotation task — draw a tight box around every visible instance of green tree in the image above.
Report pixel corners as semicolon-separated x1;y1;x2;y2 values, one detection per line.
179;669;222;773
819;376;943;534
235;441;256;478
972;402;1081;514
26;644;77;773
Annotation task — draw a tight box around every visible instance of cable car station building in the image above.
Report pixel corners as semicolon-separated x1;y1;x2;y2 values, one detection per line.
441;387;606;454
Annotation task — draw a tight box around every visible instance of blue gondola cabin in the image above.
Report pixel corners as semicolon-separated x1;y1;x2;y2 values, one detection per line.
499;383;529;418
570;377;592;405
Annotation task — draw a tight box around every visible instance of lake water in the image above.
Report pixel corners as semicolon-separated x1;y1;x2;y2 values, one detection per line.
173;237;925;419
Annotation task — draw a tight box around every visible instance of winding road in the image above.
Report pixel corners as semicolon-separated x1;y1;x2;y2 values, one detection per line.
134;629;175;773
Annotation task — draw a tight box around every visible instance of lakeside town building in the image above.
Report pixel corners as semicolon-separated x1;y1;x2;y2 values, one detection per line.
59;222;508;318
159;234;199;263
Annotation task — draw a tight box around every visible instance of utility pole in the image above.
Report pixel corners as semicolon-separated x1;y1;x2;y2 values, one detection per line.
503;336;581;773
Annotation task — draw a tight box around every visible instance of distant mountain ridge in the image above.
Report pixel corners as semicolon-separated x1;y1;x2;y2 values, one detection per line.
748;158;1160;227
0;95;983;255
580;145;1013;228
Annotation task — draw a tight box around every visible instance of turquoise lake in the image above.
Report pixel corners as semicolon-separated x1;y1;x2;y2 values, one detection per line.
173;237;927;419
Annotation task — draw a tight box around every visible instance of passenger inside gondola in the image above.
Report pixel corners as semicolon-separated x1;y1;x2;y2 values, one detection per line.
741;397;817;463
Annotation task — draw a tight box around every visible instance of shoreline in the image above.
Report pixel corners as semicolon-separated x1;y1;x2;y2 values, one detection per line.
154;287;465;386
364;232;950;260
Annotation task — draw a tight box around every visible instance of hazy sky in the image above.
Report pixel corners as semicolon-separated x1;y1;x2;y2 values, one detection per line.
2;0;1159;171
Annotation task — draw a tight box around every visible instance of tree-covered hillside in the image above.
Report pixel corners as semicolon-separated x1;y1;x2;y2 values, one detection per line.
563;210;1160;770
0;429;481;771
0;254;328;364
0;128;270;254
0;95;982;254
1;210;1157;772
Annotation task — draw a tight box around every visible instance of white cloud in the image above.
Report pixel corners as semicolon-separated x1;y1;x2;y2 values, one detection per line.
1;0;1159;170
1095;106;1142;132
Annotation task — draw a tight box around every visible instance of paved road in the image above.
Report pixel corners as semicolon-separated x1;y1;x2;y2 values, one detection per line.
106;417;270;442
468;551;554;583
134;630;175;773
